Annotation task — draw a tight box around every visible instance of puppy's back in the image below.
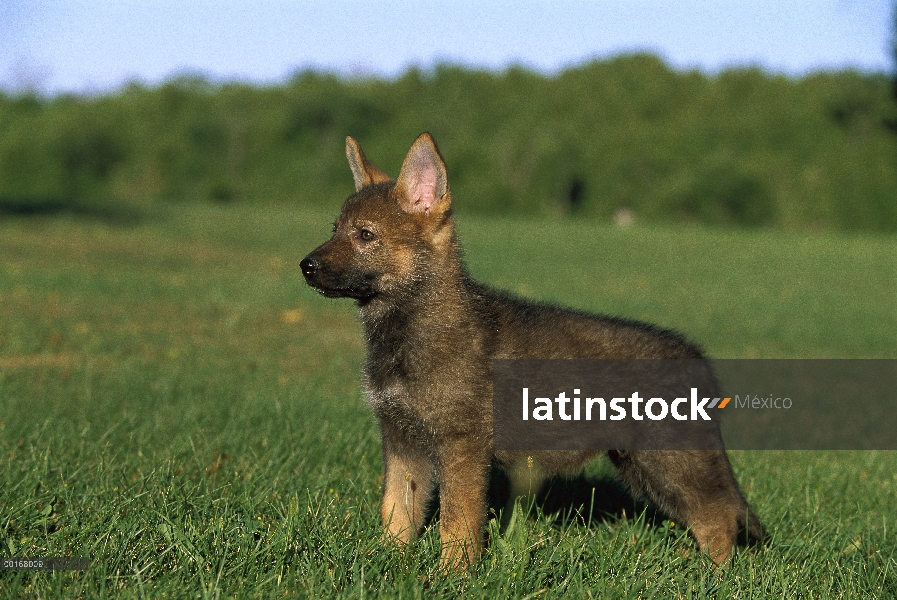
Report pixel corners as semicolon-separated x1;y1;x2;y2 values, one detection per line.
465;279;704;361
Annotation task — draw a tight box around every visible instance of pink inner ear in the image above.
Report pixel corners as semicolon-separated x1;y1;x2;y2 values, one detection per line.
412;165;438;213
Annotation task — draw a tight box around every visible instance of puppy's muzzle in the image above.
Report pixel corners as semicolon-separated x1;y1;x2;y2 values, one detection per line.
300;253;376;300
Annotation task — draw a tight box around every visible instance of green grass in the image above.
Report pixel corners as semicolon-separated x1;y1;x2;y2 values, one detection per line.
1;203;895;598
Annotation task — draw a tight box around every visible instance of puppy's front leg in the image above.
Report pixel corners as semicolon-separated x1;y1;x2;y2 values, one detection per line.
380;422;434;543
437;439;490;569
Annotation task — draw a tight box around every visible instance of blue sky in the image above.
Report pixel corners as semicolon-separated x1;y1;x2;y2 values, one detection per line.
1;1;894;94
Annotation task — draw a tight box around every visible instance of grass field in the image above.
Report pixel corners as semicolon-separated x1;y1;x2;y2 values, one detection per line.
1;203;895;598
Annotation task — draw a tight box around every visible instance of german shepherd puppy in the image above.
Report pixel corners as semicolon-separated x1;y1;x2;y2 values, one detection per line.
300;133;763;569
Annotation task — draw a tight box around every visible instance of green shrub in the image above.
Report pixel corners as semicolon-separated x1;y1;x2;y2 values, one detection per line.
1;56;896;232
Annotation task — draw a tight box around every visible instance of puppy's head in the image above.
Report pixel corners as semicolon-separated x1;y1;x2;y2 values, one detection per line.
301;133;454;302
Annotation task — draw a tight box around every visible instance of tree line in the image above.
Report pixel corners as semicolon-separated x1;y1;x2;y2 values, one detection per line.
1;53;895;232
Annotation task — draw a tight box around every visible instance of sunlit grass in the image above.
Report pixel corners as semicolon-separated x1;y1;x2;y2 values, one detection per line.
0;204;895;597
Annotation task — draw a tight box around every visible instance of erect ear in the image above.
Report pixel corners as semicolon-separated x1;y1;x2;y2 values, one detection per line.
346;136;391;192
395;132;449;215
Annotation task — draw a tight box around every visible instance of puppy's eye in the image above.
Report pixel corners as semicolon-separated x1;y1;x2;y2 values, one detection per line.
359;229;376;241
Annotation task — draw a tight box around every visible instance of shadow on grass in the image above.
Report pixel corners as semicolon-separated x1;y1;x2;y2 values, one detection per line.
485;465;766;549
486;467;662;530
0;196;144;225
417;467;661;543
420;464;762;551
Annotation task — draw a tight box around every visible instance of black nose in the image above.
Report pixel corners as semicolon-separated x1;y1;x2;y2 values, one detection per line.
300;257;319;277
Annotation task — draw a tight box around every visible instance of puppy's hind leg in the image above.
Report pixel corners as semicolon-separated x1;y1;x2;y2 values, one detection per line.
609;450;759;565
